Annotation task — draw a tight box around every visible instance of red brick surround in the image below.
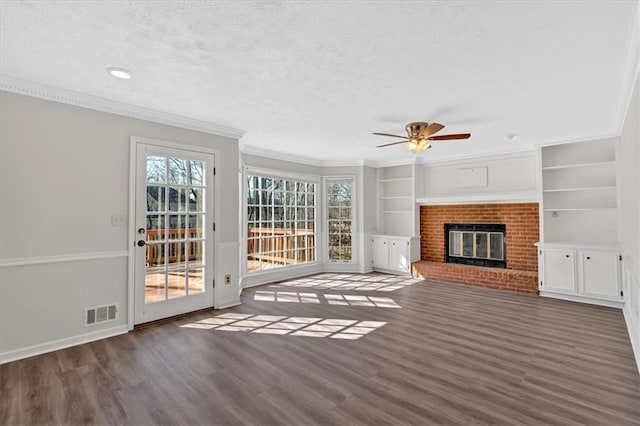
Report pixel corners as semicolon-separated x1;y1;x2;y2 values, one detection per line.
414;203;539;294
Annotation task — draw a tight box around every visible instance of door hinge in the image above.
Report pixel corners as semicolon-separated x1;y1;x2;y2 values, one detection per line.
540;281;543;286
213;279;215;288
621;290;623;297
213;222;216;232
213;167;216;176
539;250;542;255
619;255;622;261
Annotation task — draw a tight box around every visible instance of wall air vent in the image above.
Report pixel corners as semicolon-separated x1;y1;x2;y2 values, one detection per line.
85;303;118;327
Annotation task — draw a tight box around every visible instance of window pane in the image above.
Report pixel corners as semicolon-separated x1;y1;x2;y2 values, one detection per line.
189;161;204;186
475;233;488;258
449;232;461;256
326;178;353;262
462;232;474;257
188;188;204;212
168;187;187;212
490;233;504;260
147;186;166;212
168;158;188;185
168;215;186;240
146;156;166;183
146;215;165;242
189;214;204;239
188;268;204;294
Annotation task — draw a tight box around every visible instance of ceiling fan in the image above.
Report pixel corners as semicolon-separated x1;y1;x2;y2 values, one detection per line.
373;122;470;153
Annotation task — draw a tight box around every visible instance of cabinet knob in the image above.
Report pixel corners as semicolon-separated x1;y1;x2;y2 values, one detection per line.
565;255;570;258
586;256;591;260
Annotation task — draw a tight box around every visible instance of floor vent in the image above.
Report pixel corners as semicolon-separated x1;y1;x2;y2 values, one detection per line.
85;303;118;326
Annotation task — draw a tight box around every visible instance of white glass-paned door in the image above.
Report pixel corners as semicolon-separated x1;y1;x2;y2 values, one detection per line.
134;144;214;325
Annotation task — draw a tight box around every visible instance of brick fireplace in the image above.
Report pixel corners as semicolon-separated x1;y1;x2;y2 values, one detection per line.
412;203;539;294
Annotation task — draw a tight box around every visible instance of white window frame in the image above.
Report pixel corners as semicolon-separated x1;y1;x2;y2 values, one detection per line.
243;167;320;275
324;176;356;264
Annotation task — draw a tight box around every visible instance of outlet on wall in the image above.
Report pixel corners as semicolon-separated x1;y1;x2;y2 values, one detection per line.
224;274;231;285
111;214;126;227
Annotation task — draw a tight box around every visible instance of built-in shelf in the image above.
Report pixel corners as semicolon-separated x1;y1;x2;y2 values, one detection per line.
543;186;616;193
377;164;417;236
539;137;618;247
542;161;616;171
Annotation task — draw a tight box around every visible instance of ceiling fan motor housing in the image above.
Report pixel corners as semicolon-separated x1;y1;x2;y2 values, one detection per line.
405;122;430;137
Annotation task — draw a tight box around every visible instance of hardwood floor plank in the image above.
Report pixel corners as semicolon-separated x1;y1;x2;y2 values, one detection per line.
2;272;639;425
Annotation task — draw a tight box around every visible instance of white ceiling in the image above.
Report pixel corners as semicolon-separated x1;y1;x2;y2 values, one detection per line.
1;1;638;165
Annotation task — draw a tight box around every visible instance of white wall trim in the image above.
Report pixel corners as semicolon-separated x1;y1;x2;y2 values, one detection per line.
215;298;242;310
0;250;128;268
416;191;539;206
0;324;128;365
539;291;624;309
416;147;537;166
416;149;536;168
623;309;640;375
0;75;245;139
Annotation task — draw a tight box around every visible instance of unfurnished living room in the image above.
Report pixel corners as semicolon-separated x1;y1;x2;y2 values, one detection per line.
1;1;639;425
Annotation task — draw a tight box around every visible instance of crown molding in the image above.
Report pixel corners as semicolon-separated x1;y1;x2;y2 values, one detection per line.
241;145;374;168
615;0;640;134
0;74;245;139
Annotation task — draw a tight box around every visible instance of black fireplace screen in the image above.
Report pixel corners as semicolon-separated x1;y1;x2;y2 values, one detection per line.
445;224;506;268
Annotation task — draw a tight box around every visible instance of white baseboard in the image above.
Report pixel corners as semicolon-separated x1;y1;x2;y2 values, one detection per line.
215;298;241;309
539;291;623;309
0;324;129;365
623;308;640;375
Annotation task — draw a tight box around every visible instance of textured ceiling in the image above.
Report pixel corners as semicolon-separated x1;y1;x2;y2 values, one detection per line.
0;1;637;164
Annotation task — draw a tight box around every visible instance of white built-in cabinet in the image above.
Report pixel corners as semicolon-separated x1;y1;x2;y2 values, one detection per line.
537;244;622;307
537;138;621;307
373;164;420;275
371;235;419;275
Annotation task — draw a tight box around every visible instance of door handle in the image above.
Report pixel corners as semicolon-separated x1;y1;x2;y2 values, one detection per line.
137;240;146;247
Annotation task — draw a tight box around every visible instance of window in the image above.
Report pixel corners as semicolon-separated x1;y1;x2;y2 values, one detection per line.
326;177;354;262
247;174;316;272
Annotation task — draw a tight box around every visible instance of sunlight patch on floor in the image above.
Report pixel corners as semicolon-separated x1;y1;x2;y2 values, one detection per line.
254;290;401;308
180;313;386;340
269;273;421;292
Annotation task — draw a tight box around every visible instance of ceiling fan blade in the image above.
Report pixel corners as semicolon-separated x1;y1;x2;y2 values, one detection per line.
418;122;444;138
372;132;410;139
427;133;471;141
376;140;408;148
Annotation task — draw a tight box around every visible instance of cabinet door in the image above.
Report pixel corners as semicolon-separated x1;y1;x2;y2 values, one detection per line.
371;237;389;268
581;252;620;299
541;249;577;293
389;238;410;272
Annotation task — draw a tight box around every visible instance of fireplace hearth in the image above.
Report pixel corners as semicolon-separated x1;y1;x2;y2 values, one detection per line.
445;223;506;268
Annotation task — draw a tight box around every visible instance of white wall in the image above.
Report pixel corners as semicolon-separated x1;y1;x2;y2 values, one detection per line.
416;152;538;203
0;92;241;362
620;70;640;371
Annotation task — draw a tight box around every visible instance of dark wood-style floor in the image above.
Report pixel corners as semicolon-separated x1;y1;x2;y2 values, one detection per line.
2;272;639;425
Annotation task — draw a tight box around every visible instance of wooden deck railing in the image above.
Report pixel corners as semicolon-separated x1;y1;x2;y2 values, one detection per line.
146;228;202;266
247;227;315;265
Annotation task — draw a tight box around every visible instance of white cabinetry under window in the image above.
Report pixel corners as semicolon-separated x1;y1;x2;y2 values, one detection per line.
371;235;419;275
537;244;622;307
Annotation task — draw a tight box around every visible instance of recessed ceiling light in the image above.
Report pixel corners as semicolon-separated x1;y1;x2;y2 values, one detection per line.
504;133;518;141
106;67;131;79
